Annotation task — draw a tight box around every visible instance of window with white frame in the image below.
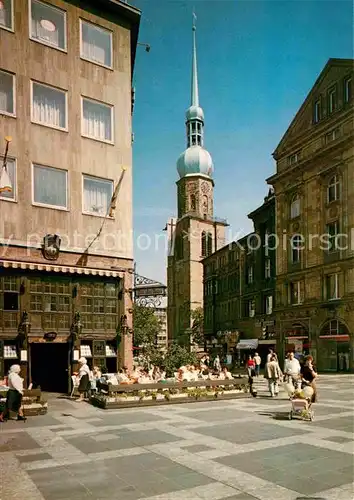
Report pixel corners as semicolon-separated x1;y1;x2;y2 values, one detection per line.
33;164;67;209
327;175;340;203
80;19;112;68
265;295;273;315
0;0;13;31
344;77;352;103
291;234;302;263
290;281;302;305
325;128;340;144
326;221;339;253
264;229;270;257
328;87;337;114
265;258;271;279
288;152;300;166
248;299;255;318
82;98;113;142
247;265;253;284
0;157;16;200
31;82;67;129
0;70;15;115
326;273;339;300
83;175;113;216
314;99;321;123
30;0;66;50
290;193;300;219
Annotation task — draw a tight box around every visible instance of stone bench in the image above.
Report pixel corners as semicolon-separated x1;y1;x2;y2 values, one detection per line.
0;388;48;417
91;377;250;409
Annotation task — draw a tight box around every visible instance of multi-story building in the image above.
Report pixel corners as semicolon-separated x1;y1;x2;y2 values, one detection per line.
0;0;141;391
203;191;276;363
166;20;227;343
267;58;354;372
154;297;168;351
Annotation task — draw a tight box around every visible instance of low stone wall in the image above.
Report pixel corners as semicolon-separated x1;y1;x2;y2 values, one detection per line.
91;377;250;409
0;389;48;417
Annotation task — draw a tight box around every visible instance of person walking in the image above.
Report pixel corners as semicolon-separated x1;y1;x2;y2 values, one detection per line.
301;355;318;403
284;351;301;390
0;365;26;422
77;357;91;402
265;355;282;397
253;352;261;377
246;355;256;378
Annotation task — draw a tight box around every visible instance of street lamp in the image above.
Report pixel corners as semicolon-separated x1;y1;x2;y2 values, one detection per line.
0;136;12;194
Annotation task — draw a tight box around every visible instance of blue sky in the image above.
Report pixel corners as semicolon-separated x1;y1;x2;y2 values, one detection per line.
131;0;353;284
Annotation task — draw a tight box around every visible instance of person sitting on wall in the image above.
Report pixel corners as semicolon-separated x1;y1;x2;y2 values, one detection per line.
220;366;233;380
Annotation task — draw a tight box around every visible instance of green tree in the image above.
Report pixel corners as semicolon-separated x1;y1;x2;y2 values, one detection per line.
133;305;161;347
191;307;204;347
163;343;198;377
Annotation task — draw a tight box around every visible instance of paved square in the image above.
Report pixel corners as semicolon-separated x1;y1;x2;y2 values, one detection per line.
0;375;353;499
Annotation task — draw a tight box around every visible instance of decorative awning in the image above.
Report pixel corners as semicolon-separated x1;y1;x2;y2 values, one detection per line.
236;339;259;349
0;260;123;278
258;339;276;345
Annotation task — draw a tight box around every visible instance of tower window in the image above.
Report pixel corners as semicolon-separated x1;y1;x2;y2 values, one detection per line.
201;231;213;257
190;194;196;211
201;231;207;257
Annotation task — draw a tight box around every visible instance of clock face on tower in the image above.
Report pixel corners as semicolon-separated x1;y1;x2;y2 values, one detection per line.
201;182;210;194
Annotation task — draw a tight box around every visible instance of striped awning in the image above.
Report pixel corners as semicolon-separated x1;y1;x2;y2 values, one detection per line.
0;260;122;278
236;339;259;349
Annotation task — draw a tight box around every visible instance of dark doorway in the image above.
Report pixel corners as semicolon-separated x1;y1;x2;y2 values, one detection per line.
30;342;69;393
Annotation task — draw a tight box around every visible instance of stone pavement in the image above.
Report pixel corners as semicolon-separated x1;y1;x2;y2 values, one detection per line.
0;375;353;500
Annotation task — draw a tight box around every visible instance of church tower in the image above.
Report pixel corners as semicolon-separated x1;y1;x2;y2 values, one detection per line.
166;16;228;344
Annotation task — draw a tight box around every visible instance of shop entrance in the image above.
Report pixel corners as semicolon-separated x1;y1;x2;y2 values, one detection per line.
30;342;70;393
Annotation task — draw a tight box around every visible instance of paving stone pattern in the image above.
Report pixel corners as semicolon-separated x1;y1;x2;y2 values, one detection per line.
0;375;353;500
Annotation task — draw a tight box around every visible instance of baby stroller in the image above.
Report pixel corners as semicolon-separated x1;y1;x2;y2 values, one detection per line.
288;385;315;422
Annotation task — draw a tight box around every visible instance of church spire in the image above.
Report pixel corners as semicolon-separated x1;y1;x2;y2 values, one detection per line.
185;12;204;149
191;12;199;107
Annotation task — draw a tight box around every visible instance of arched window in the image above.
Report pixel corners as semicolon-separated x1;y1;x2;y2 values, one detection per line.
290;193;300;219
327;175;340;203
201;231;207;257
291;234;302;263
190;194;196;211
320;320;349;336
206;232;213;256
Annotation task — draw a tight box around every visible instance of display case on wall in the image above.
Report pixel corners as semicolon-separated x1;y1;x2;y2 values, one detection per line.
79;340;117;373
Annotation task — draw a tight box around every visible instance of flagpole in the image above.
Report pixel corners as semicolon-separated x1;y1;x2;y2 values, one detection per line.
84;166;127;253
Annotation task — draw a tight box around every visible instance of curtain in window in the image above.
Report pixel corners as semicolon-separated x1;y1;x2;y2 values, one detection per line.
31;1;60;47
32;84;65;128
290;198;300;218
327;275;337;299
84;178;112;215
32;17;59;46
83;100;111;141
0;72;13;113
34;165;66;207
81;22;110;66
0;0;11;27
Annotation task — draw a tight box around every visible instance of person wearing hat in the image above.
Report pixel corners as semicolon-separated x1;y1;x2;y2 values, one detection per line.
77;357;91;402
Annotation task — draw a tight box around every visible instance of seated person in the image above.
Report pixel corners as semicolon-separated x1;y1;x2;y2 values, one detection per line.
221;366;233;380
137;370;152;384
117;367;130;384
